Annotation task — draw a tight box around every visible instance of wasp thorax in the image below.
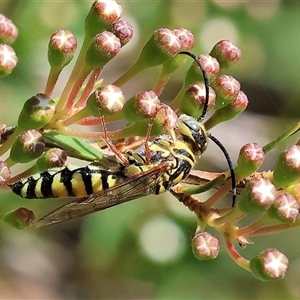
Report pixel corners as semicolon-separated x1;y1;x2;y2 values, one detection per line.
178;114;208;155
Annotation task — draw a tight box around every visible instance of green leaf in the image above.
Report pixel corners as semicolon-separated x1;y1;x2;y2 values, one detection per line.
43;130;109;163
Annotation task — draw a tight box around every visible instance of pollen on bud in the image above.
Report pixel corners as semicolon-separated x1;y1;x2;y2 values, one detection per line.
273;145;300;188
2;207;35;230
18;93;56;131
48;30;77;69
210;40;241;69
85;0;123;41
211;75;241;110
85;31;121;68
249;248;289;281
268;192;299;223
173;27;194;50
204;90;248;129
36;148;67;172
110;20;133;46
10;129;45;163
123;90;161;122
0;44;18;77
0;161;11;185
238;178;276;214
192;232;220;260
180;82;216;118
0;14;18;44
235;143;265;179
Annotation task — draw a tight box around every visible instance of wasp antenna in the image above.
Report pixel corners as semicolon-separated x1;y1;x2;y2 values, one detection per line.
178;51;209;121
207;133;236;206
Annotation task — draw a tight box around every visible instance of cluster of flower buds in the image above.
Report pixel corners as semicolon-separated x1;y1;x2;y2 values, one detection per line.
0;0;299;281
188;142;299;281
0;14;18;77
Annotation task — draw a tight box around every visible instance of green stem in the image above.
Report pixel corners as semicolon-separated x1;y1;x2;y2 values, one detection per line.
75;67;102;108
263;121;300;154
76;110;125;126
236;213;272;237
202;179;232;209
45;66;61;97
55;36;89;113
153;72;170;96
59;122;148;140
61;107;90;127
180;174;225;196
64;64;92;111
247;218;300;237
211;206;245;226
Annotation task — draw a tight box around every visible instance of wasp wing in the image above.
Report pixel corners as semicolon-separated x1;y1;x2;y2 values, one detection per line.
36;162;170;227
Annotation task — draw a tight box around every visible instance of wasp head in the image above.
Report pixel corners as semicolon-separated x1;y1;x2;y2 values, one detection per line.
178;114;208;155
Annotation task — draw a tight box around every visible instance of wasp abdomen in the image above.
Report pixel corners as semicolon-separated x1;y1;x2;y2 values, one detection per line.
10;165;125;199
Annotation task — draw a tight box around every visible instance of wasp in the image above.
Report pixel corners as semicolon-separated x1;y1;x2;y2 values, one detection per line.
9;52;236;226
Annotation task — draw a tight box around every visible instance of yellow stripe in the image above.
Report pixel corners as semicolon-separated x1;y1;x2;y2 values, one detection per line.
71;172;87;197
52;174;69;198
21;182;29;198
91;173;103;192
34;178;44;198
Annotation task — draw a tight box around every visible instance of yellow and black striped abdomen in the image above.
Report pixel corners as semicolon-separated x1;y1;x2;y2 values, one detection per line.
10;165;126;199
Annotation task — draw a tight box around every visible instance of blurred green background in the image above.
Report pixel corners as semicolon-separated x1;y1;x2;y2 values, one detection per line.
0;1;300;299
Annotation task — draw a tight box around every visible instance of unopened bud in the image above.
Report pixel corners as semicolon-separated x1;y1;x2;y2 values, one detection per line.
249;248;288;281
210;40;241;69
136;28;181;69
10;129;45;163
184;54;220;86
268;192;299;223
284;183;300;203
173;28;194;50
180;82;215;118
48;30;77;69
114;28;182;86
85;0;123;41
211;75;241;110
85;31;121;69
205;90;248;129
0;14;18;44
154;104;178;135
235;143;265;179
36;148;67;172
238;178;276;214
94;84;125;116
18;93;56;131
192;232;220;260
0;44;18;77
110;20;133;46
2;207;35;230
273;145;300;188
123;90;161;122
